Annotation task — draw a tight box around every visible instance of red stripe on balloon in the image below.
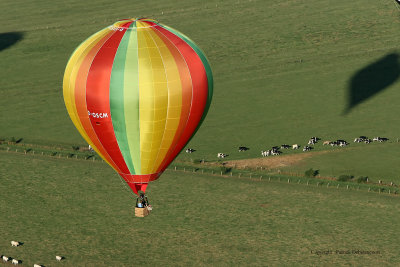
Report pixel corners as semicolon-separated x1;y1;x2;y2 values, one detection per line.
120;173;161;184
74;30;123;173
153;25;209;173
85;25;131;175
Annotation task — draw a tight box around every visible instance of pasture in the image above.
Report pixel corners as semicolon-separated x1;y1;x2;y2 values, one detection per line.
1;151;400;266
1;0;400;265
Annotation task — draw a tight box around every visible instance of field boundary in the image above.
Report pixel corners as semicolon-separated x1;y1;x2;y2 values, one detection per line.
1;144;398;197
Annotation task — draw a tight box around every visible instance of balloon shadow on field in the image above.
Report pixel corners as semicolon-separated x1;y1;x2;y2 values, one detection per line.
0;32;24;52
343;53;400;115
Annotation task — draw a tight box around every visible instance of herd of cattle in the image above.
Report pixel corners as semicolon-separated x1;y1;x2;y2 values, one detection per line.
1;241;63;266
185;136;389;159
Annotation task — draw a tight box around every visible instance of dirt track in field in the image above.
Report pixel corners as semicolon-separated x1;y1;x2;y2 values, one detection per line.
223;150;333;169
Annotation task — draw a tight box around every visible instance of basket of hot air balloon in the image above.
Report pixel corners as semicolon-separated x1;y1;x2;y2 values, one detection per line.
63;18;213;215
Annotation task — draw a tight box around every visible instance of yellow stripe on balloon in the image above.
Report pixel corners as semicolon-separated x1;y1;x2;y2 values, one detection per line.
145;28;183;173
63;27;114;165
137;22;169;174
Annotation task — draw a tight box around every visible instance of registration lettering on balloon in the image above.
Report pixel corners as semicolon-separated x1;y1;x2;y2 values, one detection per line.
87;111;109;119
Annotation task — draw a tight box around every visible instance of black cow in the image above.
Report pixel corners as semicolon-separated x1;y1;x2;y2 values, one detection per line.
238;146;249;152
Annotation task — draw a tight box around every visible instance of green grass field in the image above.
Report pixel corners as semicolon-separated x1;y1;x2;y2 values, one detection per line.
1;0;400;265
1;151;400;266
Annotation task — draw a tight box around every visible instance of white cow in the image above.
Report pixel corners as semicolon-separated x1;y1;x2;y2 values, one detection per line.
2;256;9;262
56;256;63;261
292;144;299;149
34;264;44;267
261;150;271;157
12;258;19;265
11;241;20;247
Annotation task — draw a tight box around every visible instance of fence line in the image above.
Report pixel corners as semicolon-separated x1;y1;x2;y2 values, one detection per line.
167;165;399;197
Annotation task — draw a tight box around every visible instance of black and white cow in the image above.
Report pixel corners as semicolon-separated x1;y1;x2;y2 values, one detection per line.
373;137;388;142
354;136;368;143
336;140;348;146
185;148;195;153
281;144;290;149
271;150;282;156
217;153;228;158
303;146;312;151
329;141;338;146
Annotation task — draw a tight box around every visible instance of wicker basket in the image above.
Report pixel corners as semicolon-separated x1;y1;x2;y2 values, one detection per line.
135;207;150;217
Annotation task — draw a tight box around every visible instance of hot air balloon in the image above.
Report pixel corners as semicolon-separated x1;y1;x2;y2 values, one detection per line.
63;18;213;196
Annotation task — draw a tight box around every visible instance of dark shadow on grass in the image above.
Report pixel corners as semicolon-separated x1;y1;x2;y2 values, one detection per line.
0;32;24;51
343;53;400;115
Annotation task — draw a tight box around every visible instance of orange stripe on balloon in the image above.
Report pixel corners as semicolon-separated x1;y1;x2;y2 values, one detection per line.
74;31;122;173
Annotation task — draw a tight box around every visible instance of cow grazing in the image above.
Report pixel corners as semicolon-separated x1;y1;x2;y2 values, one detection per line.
261;150;271;157
309;137;320;144
281;144;290;149
185;148;195;153
34;264;44;267
292;144;300;149
365;139;372;144
12;259;20;265
238;146;249;152
323;141;331;145
217;153;228;158
303;146;312;151
11;241;20;247
373;137;388;142
355;136;368;143
56;256;64;261
329;141;338;146
2;256;9;262
271;150;282;156
336;140;348;147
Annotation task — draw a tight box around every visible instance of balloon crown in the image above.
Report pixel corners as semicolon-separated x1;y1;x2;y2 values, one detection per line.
111;18;159;29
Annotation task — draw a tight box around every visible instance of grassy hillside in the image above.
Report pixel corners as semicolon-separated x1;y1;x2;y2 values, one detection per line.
1;151;400;266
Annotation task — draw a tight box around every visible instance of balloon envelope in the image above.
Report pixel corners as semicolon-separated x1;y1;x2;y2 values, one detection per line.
63;18;213;194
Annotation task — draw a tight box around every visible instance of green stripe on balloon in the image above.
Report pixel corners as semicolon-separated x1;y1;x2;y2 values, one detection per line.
110;28;136;174
123;27;141;174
